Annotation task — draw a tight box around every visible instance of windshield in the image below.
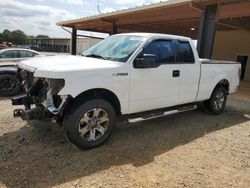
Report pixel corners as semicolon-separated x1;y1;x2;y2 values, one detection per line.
82;35;146;62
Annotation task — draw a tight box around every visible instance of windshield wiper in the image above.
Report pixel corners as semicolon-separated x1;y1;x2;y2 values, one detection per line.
85;54;105;60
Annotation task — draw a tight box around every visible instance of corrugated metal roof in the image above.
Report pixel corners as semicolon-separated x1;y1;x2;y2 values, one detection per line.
56;0;250;38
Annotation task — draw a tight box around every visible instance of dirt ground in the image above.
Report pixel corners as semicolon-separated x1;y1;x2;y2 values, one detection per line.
0;98;250;188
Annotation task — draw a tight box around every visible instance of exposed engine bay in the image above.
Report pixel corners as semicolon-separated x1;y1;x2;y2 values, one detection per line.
12;68;68;124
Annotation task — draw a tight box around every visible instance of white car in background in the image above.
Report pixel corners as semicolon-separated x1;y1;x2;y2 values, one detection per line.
0;48;40;96
0;48;66;96
0;48;40;65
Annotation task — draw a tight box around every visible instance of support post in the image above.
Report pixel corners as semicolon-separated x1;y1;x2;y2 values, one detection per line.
197;4;217;58
111;22;118;35
71;28;77;55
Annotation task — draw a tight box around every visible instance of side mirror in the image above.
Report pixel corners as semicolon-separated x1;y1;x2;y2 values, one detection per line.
134;54;157;68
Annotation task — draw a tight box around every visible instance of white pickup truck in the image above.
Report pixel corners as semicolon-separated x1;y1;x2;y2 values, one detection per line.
12;33;241;149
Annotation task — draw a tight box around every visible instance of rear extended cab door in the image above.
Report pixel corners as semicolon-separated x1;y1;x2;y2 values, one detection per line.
174;39;200;104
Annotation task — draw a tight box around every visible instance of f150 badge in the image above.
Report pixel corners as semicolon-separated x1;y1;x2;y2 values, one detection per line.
112;73;128;76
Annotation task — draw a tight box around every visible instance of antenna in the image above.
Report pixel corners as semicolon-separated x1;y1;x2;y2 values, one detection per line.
97;0;101;14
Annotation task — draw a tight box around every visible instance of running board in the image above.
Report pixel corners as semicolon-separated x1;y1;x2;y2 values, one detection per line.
128;105;197;123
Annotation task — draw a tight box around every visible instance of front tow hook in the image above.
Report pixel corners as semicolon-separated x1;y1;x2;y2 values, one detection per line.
14;109;29;120
13;107;46;121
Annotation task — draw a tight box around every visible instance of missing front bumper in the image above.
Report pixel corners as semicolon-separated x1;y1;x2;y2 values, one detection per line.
12;94;34;106
13;107;46;121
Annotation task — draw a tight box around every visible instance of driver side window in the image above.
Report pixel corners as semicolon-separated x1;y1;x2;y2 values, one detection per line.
143;39;175;64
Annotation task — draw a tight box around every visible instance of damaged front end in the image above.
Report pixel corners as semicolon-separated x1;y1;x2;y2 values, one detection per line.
12;69;69;125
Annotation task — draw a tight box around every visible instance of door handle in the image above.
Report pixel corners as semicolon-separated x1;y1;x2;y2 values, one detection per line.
172;70;180;77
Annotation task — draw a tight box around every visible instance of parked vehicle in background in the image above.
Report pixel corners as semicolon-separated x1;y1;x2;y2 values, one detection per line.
12;33;241;149
0;44;7;50
28;45;41;51
0;48;39;65
0;48;40;96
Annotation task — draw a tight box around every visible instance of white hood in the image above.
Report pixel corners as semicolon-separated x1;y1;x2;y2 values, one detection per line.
17;55;121;77
18;55;120;72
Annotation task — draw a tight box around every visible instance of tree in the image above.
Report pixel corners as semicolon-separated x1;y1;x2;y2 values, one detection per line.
27;35;35;39
2;29;11;42
36;35;49;39
1;29;50;44
10;30;27;45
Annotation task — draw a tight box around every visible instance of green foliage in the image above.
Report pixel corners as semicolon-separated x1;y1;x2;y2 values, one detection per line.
27;35;35;39
2;29;11;42
1;29;50;45
10;30;27;45
36;35;50;39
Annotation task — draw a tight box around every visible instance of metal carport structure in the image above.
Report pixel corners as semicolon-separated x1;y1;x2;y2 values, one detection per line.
57;0;250;59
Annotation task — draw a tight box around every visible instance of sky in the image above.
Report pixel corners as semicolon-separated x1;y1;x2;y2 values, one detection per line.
0;0;168;38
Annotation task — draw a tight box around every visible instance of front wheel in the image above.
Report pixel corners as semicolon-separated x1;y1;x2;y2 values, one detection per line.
204;86;227;115
64;99;116;149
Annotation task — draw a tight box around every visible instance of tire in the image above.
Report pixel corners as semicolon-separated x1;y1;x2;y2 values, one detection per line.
204;86;227;115
64;99;116;149
0;74;21;97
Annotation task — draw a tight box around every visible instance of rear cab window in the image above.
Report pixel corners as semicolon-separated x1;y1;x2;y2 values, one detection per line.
176;40;195;63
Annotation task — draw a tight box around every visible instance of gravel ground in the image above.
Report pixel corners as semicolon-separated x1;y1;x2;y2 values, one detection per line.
0;98;250;188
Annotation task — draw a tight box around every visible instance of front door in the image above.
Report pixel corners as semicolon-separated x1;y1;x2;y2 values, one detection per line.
129;39;180;113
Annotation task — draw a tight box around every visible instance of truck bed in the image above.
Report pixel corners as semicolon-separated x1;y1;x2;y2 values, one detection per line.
200;59;240;64
197;60;241;101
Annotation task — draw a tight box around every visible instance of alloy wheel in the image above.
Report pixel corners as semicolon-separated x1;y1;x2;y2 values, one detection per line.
78;108;109;141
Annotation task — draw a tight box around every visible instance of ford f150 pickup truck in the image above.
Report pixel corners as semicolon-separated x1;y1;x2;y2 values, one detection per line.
12;33;241;149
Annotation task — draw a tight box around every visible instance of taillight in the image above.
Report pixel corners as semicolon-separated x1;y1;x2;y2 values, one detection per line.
238;67;241;79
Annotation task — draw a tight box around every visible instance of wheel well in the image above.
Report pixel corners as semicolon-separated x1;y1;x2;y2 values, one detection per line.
214;79;229;94
72;88;121;115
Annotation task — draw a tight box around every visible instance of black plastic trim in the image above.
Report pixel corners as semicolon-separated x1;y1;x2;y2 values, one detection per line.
125;102;199;119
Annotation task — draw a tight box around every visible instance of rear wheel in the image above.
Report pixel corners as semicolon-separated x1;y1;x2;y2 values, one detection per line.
64;99;116;149
204;86;227;115
0;74;21;97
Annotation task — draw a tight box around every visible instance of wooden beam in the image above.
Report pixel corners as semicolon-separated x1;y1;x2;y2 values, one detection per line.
189;1;204;12
101;18;117;23
76;28;110;33
217;22;244;30
219;1;250;19
217;17;250;31
118;24;162;33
